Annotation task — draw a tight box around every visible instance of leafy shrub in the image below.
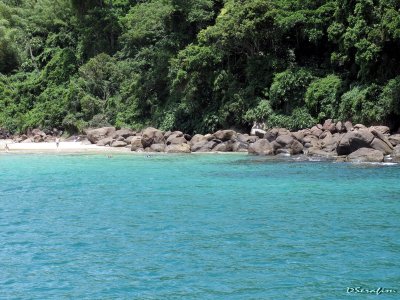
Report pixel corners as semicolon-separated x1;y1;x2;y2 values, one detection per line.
244;99;273;123
269;68;315;114
305;74;342;121
267;108;317;130
338;84;384;124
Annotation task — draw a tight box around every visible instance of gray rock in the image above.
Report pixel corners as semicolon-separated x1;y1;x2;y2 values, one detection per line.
190;134;206;145
167;136;187;145
213;130;237;141
150;143;166;152
337;129;375;155
32;128;46;137
97;137;114;146
370;126;390;134
237;134;258;143
347;148;384;163
344;121;353;132
275;134;303;155
370;138;393;155
306;147;337;158
392;145;400;162
125;136;136;144
322;119;336;133
264;130;278;142
165;143;191;153
248;139;274;156
291;130;306;142
193;140;219;152
389;134;400;146
113;128;135;139
354;124;367;130
141;127;165;148
369;128;393;150
86;127;116;144
131;136;143;151
214;141;233;152
335;121;345;133
21;138;33;143
310;126;323;138
232;141;249;152
112;141;128;147
33;135;44;143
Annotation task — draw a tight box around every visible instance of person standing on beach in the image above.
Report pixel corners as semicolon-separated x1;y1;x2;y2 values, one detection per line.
4;143;9;152
56;137;60;148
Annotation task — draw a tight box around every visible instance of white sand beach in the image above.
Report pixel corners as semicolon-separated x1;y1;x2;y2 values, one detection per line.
0;140;131;153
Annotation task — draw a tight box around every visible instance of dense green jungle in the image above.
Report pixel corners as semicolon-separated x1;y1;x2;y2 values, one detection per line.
1;0;399;134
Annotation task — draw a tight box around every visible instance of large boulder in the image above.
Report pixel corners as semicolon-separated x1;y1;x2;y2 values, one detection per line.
370;126;390;134
322;119;336;133
213;130;237;142
275;134;304;155
149;143;166;152
344;121;353;132
248;139;274;156
192;140;219;152
347;148;384;163
113;128;135;139
165;143;191;153
96;137;114;146
237;134;258;143
370;138;393;155
306;147;337;158
310;126;323;138
389;134;400;147
335;121;345;133
213;141;233;152
86;127;116;144
166;132;187;145
337;129;375;155
392;145;400;162
131;136;143;151
112;141;128;147
232;141;249;152
33;135;44;143
141;127;165;148
31;128;46;137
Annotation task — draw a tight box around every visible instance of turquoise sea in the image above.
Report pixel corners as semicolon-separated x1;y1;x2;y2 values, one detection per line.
0;154;399;299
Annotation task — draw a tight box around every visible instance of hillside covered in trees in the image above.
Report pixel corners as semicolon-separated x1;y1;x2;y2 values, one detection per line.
1;0;400;134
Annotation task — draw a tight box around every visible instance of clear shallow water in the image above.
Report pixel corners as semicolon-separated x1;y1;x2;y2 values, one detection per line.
0;154;399;299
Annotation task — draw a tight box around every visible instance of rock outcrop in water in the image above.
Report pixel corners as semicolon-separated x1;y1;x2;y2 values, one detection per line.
3;119;400;163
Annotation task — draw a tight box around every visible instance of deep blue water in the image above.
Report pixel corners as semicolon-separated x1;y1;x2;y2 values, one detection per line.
0;154;399;299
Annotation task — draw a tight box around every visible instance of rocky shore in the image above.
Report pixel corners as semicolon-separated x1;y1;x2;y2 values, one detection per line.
2;120;400;163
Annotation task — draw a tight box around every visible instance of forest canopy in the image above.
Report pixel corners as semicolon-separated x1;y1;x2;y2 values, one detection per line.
0;0;399;134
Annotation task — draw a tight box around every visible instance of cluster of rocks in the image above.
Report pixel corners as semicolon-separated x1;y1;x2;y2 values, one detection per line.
8;128;62;143
85;127;256;153
250;120;400;163
84;121;400;163
3;120;400;163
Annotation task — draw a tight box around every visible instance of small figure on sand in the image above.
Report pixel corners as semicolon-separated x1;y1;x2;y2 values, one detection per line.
56;137;60;148
4;143;9;152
